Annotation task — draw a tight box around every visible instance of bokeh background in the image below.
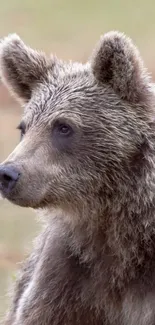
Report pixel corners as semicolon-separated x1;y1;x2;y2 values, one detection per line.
0;0;155;318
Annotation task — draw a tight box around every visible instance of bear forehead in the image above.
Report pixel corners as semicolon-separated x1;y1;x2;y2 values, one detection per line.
24;65;113;119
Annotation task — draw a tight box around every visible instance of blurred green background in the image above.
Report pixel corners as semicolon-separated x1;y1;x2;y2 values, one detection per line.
0;0;155;319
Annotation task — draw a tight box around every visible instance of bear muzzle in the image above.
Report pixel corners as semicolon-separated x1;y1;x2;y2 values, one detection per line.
0;164;20;196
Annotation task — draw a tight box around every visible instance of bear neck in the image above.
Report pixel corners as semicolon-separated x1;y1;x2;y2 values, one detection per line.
43;149;155;286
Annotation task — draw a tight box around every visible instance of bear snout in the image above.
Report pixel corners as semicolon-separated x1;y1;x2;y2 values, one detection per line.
0;164;20;195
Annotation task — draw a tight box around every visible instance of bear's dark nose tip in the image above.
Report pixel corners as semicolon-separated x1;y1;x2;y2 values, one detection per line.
0;165;20;193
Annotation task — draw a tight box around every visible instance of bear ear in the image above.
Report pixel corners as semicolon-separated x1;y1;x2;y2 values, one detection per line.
0;34;50;103
91;31;150;103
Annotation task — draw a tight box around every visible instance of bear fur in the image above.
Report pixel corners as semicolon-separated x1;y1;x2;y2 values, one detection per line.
0;31;155;325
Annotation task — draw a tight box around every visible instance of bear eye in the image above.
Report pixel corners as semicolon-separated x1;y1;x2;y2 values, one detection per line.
53;121;73;137
17;122;26;141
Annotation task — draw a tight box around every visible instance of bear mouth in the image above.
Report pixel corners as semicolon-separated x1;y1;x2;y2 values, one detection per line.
0;184;10;199
0;183;26;207
0;184;18;205
0;183;13;197
0;184;45;209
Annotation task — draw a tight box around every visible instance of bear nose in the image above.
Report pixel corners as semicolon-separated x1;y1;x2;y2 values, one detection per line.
0;165;20;192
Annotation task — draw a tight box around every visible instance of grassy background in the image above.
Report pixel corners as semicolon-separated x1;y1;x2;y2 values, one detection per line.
0;0;155;318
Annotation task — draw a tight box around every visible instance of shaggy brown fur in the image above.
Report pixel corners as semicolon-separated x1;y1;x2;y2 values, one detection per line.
0;31;155;325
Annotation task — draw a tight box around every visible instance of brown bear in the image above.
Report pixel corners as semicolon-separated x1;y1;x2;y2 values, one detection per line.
0;31;155;325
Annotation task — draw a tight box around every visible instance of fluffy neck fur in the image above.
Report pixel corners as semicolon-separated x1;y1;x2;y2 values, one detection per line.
43;136;155;295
